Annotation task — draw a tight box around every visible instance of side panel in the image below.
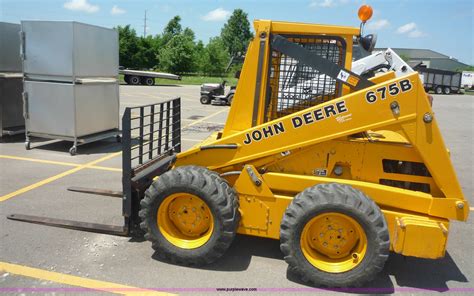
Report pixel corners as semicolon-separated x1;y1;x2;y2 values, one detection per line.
24;81;75;137
0;22;22;72
22;21;74;78
74;82;119;137
74;23;119;78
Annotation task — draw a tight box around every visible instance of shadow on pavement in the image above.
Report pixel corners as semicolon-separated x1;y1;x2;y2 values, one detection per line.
151;233;467;292
151;234;282;272
287;251;467;293
383;252;467;292
28;137;123;155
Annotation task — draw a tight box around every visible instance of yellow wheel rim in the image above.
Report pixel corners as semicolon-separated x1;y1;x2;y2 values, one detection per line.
157;193;214;249
300;212;367;273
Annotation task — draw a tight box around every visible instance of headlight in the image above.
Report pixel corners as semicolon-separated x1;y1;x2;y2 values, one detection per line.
360;34;377;52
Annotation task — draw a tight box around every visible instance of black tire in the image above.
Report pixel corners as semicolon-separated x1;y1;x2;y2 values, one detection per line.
443;87;451;95
124;75;130;84
435;86;443;95
200;95;211;104
139;166;240;265
280;183;390;287
226;94;234;106
143;77;155;86
129;75;140;85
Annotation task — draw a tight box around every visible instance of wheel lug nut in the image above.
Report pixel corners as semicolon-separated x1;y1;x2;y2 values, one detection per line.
323;242;328;247
320;233;324;237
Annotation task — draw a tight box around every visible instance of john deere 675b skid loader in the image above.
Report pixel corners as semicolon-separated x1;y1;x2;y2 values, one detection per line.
9;5;469;287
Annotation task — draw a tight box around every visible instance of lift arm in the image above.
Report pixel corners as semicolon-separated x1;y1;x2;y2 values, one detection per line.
352;48;415;77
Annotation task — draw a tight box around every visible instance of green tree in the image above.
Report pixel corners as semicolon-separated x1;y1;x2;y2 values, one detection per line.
135;36;158;69
183;27;195;40
116;25;140;68
220;9;253;56
194;40;206;72
162;16;183;45
159;34;197;74
200;37;230;76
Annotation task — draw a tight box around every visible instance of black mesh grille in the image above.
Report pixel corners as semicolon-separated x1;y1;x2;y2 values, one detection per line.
122;98;181;171
266;35;346;120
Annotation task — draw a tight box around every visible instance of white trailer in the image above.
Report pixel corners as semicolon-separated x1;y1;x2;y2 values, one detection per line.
120;69;181;86
461;71;474;89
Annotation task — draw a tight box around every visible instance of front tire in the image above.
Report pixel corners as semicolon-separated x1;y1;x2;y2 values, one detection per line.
139;166;240;265
280;183;389;287
435;86;443;95
200;95;211;104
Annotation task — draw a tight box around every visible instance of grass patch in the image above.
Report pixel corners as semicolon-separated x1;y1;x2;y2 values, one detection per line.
119;74;238;86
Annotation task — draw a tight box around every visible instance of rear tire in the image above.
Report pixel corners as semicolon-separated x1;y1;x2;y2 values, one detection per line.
435;86;443;95
139;166;240;265
129;75;140;85
280;183;389;287
443;87;451;95
200;95;211;104
141;77;155;86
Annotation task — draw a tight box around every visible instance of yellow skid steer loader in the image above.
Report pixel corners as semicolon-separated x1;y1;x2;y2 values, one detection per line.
9;5;469;287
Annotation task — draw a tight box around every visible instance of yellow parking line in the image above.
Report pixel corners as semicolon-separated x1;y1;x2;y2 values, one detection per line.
0;262;173;295
0;152;121;202
90;165;122;172
0;155;80;167
0;155;122;173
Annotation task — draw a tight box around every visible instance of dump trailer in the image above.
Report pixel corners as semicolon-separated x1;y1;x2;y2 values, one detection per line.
416;66;462;94
120;69;181;86
9;5;469;287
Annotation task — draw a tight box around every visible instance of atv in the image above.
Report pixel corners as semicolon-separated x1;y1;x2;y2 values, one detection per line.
200;80;235;106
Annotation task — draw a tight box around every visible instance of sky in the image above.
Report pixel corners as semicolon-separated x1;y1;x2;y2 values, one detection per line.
1;0;473;65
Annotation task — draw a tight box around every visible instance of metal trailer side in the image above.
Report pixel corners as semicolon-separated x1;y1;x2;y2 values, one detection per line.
416;67;462;94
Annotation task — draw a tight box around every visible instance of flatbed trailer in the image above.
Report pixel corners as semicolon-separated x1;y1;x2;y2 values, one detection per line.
120;69;181;86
